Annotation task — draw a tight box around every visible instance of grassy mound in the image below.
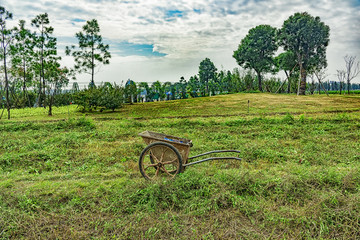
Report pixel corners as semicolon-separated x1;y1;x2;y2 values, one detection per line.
0;93;359;239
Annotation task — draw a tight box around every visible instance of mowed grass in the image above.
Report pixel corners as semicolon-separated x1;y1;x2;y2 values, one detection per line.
0;93;359;239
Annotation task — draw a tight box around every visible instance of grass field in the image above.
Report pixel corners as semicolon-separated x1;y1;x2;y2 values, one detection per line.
1;93;360;239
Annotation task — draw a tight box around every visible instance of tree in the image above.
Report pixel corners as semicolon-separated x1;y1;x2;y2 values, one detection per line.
199;58;217;96
343;55;360;94
233;25;278;92
187;75;200;98
278;12;330;95
138;82;150;102
229;68;245;92
66;19;111;87
275;51;298;93
151;81;163;101
179;76;187;99
0;6;13;119
336;70;346;95
163;81;174;100
45;61;69;116
124;79;137;104
11;20;34;107
313;68;329;96
31;13;57;107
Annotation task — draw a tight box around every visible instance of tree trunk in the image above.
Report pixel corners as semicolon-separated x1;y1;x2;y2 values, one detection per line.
286;71;291;93
23;58;28;106
91;39;95;87
340;82;342;95
0;107;4;120
3;45;10;119
299;63;307;95
48;86;56;116
205;80;209;96
41;28;46;108
37;75;42;107
48;101;52;116
256;71;262;92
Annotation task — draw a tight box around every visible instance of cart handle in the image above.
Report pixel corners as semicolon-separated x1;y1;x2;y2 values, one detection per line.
183;157;242;167
188;150;241;160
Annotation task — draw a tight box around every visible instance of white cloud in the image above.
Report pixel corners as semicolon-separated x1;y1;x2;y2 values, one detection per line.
2;0;360;84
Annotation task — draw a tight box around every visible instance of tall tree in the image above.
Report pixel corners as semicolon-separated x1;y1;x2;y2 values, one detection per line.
11;20;34;107
31;13;57;107
0;6;13;119
198;58;217;96
343;55;360;94
278;12;330;95
233;25;278;92
187;75;200;98
179;76;187;99
66;19;111;87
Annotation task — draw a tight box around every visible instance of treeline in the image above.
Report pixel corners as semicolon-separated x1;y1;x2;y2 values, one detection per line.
1;6;360;118
0;6;110;119
122;69;360;104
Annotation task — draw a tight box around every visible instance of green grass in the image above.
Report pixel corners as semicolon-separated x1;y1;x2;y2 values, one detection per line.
1;93;360;239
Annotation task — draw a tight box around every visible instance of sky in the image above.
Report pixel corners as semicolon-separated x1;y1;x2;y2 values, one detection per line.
2;0;360;87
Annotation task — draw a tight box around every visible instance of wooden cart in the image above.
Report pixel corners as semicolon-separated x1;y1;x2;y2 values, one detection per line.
138;131;241;180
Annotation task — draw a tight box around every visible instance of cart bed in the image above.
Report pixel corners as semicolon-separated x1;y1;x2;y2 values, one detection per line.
139;131;192;164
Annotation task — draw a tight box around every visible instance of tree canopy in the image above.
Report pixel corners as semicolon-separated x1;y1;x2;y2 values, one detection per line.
278;12;330;95
233;24;278;92
66;19;111;87
198;58;217;96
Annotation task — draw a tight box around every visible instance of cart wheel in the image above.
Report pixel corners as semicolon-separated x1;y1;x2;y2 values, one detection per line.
139;142;182;180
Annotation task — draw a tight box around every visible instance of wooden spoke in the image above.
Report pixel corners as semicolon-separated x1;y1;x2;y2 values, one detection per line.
150;151;160;163
139;142;182;180
162;158;178;165
160;146;170;163
161;166;176;177
155;165;160;177
144;163;158;170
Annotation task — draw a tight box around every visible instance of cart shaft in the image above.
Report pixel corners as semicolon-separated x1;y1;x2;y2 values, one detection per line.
183;157;242;167
188;150;241;160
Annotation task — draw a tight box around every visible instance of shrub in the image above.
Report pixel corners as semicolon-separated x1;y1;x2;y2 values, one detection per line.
74;83;124;112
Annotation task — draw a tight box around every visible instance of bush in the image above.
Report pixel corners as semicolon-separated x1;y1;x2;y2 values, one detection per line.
74;83;124;112
54;92;74;106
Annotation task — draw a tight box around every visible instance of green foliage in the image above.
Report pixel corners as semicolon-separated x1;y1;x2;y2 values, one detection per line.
233;25;278;92
98;83;124;111
278;12;330;95
124;79;137;103
65;19;111;85
31;13;59;107
10;20;35;102
74;83;123;112
199;58;217;96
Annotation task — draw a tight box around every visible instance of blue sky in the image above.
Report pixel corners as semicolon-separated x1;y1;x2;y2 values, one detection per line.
113;42;167;57
2;0;360;86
